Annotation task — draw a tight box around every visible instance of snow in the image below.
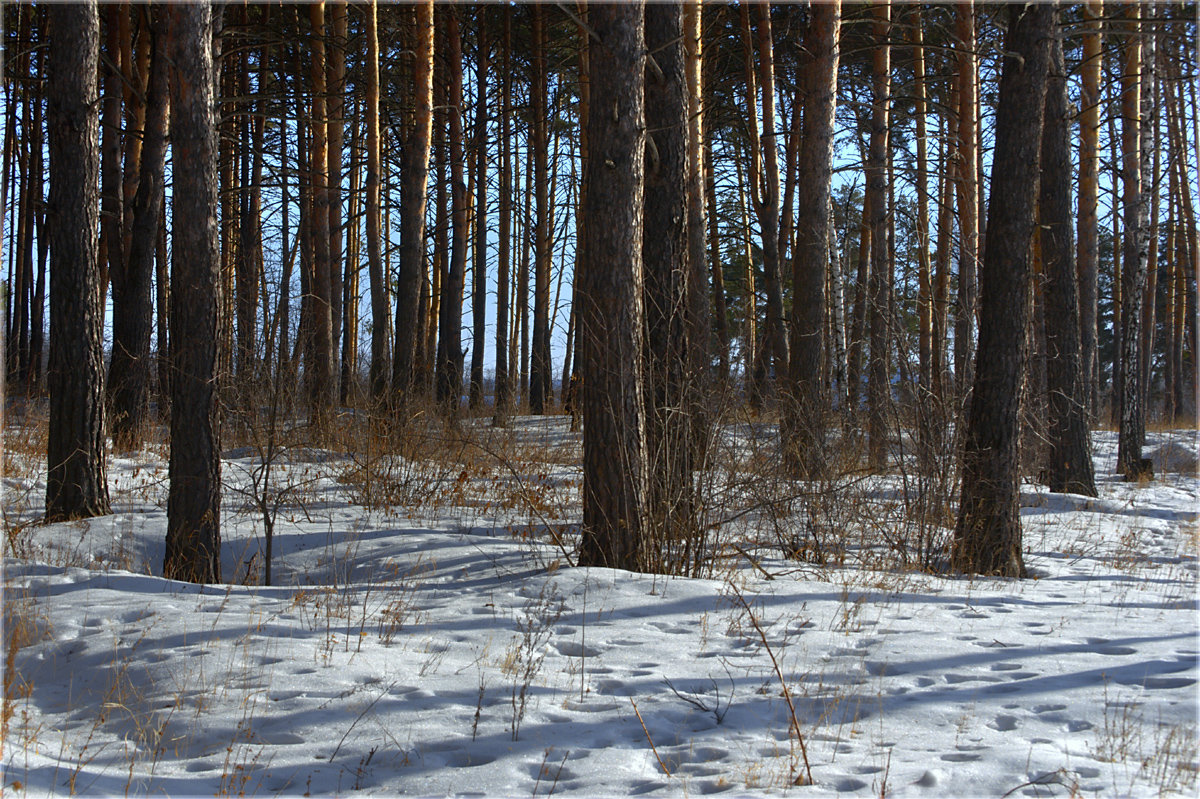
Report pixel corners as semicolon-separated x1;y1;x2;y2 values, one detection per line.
3;419;1198;797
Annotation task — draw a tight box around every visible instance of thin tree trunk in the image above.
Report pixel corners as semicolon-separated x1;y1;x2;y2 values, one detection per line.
866;0;892;471
469;12;489;412
705;128;729;383
683;0;711;466
109;10;168;451
953;1;979;400
307;2;335;421
100;3;123;302
1117;5;1150;479
1040;27;1097;497
642;1;694;563
530;5;552;415
436;8;467;414
493;6;513;425
341;96;361;405
327;1;347;392
911;4;936;465
365;0;388;401
1077;0;1103;419
393;0;435;405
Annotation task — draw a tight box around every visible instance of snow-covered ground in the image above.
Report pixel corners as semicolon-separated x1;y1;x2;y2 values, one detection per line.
3;417;1197;797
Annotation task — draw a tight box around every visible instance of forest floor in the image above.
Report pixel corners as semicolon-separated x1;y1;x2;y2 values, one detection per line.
2;411;1197;797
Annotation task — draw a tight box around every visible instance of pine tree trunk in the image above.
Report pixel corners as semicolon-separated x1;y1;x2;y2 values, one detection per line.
1116;5;1150;480
306;2;335;421
911;5;937;465
327;1;347;394
163;1;221;583
436;8;467;415
784;0;840;479
365;0;389;402
953;1;979;400
579;2;650;571
46;0;111;522
530;5;552;415
1040;27;1097;497
683;0;711;467
705;126;729;383
493;7;514;425
469;12;489;412
99;4;123;302
393;0;435;405
341;94;361;406
1077;0;1103;419
953;2;1053;578
109;10;168;452
642;1;694;564
866;1;892;471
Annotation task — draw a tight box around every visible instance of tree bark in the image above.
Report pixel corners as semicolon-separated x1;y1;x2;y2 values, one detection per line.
364;0;388;401
46;0;111;522
952;2;1053;578
493;7;514;426
164;1;221;583
642;1;694;563
469;12;489;412
530;5;552;414
683;0;711;465
866;1;892;471
784;0;840;479
306;2;335;421
327;1;347;395
109;9;169;452
953;1;979;400
436;8;468;415
393;0;435;405
1040;27;1097;497
579;2;650;571
1116;4;1150;480
1076;0;1103;419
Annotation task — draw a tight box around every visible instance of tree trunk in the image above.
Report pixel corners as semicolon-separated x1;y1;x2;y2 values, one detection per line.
327;1;347;395
530;5;552;415
436;8;467;414
393;0;435;405
1040;27;1097;497
705;126;729;383
306;2;335;421
579;3;650;571
341;94;361;405
493;7;514;425
99;4;124;303
911;5;938;466
642;1;695;564
784;0;840;479
163;1;221;584
866;1;892;471
741;3;788;391
109;9;169;452
952;2;1053;578
683;0;711;466
365;0;388;401
46;0;111;522
469;12;489;412
953;1;979;400
1117;4;1150;480
1076;0;1103;419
